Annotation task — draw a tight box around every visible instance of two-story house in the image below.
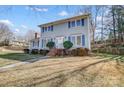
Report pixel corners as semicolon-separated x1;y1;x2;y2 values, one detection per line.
30;13;91;50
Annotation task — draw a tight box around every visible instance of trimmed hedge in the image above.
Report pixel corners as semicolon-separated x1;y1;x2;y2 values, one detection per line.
46;41;55;49
40;49;49;56
71;48;89;56
63;41;73;49
29;47;89;56
71;49;78;56
56;49;64;56
24;49;30;53
31;49;39;54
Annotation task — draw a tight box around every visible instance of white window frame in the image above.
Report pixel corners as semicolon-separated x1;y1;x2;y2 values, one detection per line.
70;34;82;48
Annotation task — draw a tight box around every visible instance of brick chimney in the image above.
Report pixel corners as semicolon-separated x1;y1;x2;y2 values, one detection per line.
35;32;38;39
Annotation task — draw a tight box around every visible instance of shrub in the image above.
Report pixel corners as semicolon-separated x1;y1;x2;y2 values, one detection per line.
118;47;124;55
46;41;55;49
84;48;89;56
92;48;98;53
56;49;63;56
71;49;78;56
63;41;73;49
24;49;30;53
68;50;72;56
77;48;87;56
40;49;49;56
47;48;58;56
31;49;39;54
63;49;67;55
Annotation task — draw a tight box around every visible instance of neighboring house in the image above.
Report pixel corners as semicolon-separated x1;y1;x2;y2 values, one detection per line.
30;13;91;50
10;39;28;47
29;32;40;50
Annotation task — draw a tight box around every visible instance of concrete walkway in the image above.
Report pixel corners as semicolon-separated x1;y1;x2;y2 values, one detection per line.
0;56;50;72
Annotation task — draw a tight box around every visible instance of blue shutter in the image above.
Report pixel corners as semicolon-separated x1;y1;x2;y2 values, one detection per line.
42;27;44;32
68;36;71;41
82;35;85;46
38;40;39;47
81;19;84;26
42;39;43;48
68;21;70;28
48;26;51;31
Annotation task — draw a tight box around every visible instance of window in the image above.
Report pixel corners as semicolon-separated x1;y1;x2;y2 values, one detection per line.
76;20;81;26
68;21;71;28
45;27;47;31
81;19;84;26
71;21;75;27
48;39;51;42
42;27;44;32
33;41;34;47
71;36;76;45
68;36;71;41
48;26;51;31
64;36;67;41
77;36;81;46
51;25;53;31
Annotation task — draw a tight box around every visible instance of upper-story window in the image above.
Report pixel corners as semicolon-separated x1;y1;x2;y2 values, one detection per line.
45;27;47;31
68;18;84;28
42;25;53;33
51;25;53;31
76;20;81;26
71;21;75;27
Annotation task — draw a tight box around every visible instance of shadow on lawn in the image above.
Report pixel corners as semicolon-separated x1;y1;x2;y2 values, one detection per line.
0;53;40;62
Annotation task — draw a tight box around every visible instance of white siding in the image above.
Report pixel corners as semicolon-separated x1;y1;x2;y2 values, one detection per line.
39;17;91;50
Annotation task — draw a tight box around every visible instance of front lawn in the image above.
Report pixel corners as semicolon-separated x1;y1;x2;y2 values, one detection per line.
0;50;41;67
0;56;123;87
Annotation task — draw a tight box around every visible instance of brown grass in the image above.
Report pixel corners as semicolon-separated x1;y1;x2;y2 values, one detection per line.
0;56;124;87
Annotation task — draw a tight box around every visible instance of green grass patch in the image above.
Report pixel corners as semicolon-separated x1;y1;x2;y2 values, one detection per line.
94;53;124;62
0;51;41;61
0;51;42;67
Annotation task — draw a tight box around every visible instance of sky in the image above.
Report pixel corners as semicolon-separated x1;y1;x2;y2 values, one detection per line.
0;5;83;37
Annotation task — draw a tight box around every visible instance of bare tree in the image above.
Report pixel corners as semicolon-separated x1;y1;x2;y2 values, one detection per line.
25;29;35;42
0;22;13;45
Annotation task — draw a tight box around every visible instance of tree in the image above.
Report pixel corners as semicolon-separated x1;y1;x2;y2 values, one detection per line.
63;41;73;50
107;5;124;43
46;41;55;49
0;22;13;46
25;29;35;42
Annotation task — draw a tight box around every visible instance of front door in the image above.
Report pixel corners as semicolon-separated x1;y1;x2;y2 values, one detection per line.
55;37;64;49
